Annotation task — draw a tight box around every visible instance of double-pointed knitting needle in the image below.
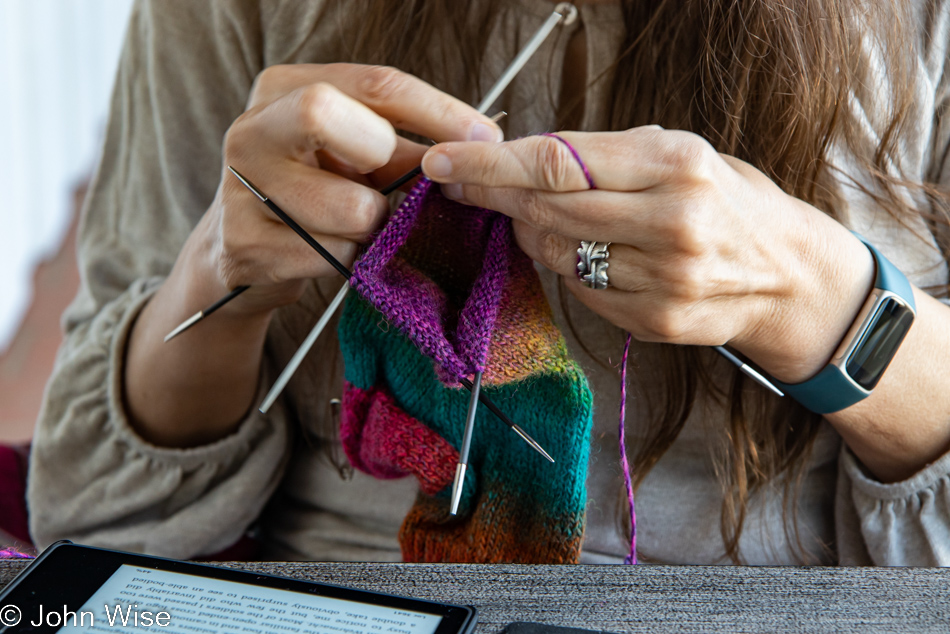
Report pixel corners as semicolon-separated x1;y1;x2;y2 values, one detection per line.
224;167;553;464
714;346;785;397
164;285;250;342
164;111;508;344
451;371;483;516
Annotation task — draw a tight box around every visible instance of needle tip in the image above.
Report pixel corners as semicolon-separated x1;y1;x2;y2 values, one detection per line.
449;463;467;516
227;165;267;202
512;424;555;463
164;312;203;342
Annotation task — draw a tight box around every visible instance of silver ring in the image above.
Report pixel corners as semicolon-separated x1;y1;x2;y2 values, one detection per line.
576;241;611;289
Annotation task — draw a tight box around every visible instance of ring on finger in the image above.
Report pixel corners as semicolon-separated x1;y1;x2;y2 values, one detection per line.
576;240;611;290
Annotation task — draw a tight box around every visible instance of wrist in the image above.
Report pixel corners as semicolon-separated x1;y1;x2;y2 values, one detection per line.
733;204;875;384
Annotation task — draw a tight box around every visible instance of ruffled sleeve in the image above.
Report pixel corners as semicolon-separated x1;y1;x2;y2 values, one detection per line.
29;279;291;558
836;448;950;565
26;0;295;558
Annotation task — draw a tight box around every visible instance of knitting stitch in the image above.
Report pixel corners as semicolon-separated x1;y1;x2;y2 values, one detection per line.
338;170;594;563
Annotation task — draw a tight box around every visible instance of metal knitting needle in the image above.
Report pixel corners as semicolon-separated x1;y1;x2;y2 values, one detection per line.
259;282;349;414
226;169;553;464
166;112;508;343
459;377;554;463
475;8;567;114
714;346;785;397
164;285;250;342
451;371;483;515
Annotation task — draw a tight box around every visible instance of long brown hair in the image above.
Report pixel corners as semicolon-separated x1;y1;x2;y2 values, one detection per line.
326;0;947;563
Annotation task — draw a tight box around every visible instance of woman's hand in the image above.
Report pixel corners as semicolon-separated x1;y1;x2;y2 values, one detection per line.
420;127;874;384
189;63;504;316
126;64;502;447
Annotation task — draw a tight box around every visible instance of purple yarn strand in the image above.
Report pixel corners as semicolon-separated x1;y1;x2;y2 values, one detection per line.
542;133;597;190
547;132;636;562
0;547;33;559
618;332;637;564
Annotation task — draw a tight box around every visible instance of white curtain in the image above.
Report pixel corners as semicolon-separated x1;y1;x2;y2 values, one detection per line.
0;0;135;350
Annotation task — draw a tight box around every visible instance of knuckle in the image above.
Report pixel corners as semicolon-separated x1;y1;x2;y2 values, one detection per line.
359;65;407;103
519;190;558;230
223;118;254;163
535;137;578;191
664;133;716;184
643;308;688;343
665;211;705;256
296;83;337;145
536;231;566;269
663;259;704;303
342;189;386;237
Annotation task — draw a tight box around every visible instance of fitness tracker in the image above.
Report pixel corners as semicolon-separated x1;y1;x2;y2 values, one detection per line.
774;234;916;414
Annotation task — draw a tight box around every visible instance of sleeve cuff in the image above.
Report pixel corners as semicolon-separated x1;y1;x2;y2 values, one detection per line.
104;277;281;469
841;442;950;502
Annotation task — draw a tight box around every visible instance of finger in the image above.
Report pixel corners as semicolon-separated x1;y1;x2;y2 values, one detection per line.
313;64;504;143
248;82;398;173
422;127;719;192
366;136;429;190
513;223;647;294
226;161;390;242
217;206;359;287
440;186;675;246
562;276;735;347
317;136;429;192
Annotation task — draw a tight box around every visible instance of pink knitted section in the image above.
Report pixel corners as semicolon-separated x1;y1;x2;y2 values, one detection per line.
341;382;458;496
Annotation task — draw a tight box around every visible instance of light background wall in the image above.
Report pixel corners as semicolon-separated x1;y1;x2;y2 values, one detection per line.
0;0;135;351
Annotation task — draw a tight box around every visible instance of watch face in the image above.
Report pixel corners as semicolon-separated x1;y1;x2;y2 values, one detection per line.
845;296;915;390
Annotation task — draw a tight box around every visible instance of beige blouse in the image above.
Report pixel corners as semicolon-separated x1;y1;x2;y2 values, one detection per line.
27;0;950;565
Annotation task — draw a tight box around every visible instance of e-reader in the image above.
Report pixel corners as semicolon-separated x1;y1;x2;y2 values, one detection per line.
0;542;476;634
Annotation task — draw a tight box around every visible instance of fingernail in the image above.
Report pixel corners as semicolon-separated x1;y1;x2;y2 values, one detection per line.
424;153;453;179
441;183;464;201
470;122;502;142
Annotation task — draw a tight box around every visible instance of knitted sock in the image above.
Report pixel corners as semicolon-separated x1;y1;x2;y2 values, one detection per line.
338;177;594;563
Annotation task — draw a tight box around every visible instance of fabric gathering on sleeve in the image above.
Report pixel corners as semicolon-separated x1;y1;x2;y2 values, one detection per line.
24;0;294;559
28;278;292;559
830;0;950;567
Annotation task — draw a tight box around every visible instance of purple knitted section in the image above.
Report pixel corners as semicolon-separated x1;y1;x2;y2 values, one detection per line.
455;217;510;372
351;177;510;383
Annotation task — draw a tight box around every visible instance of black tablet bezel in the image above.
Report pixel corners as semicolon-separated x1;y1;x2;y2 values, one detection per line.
0;542;476;634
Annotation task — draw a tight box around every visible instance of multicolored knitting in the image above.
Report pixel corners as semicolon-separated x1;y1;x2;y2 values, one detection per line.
337;162;594;563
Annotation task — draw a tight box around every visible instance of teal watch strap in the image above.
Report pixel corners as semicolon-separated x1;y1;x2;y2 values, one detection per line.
864;239;915;312
775;364;866;414
773;233;916;415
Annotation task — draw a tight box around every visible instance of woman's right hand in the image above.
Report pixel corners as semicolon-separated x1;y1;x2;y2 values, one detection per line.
190;63;504;315
125;64;502;447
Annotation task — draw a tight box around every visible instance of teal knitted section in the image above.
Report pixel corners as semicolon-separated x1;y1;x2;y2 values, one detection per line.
338;293;594;561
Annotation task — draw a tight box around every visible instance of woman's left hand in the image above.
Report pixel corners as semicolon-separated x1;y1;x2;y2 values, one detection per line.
421;127;874;383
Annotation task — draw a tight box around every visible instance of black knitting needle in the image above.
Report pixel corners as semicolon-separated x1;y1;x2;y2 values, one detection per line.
164;111;508;343
164;285;250;342
225;166;553;463
459;377;553;462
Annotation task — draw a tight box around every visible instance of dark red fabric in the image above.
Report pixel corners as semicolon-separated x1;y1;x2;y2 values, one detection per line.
0;444;32;545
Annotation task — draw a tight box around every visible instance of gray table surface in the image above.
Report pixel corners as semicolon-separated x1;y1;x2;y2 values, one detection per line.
2;560;950;633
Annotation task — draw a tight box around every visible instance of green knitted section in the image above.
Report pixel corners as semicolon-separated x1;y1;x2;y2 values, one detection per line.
338;293;593;562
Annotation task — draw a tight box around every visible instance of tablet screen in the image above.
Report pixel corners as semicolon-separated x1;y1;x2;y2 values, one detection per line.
61;564;443;633
0;544;472;634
